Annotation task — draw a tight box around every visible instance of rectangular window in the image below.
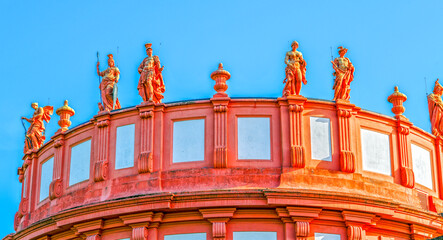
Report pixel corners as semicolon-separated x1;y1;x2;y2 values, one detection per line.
69;139;91;186
412;144;433;189
315;233;341;240
233;232;277;240
115;124;135;169
22;171;27;198
310;117;332;161
237;117;271;160
361;129;391;175
173;119;205;163
164;233;206;240
39;157;54;202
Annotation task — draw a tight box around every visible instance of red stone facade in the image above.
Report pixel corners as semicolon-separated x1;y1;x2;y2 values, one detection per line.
5;96;443;240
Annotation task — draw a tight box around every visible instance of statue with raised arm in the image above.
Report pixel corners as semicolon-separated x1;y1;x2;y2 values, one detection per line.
283;41;307;96
428;79;443;137
21;103;53;154
97;54;121;111
137;43;165;103
332;46;354;101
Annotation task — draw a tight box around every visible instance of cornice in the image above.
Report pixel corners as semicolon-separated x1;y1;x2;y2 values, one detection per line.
10;189;443;240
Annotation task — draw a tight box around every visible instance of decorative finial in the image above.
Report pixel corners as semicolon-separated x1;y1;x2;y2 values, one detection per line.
387;86;407;118
56;100;75;132
211;62;231;98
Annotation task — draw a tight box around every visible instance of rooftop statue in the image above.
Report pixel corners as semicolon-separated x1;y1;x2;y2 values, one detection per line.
21;103;53;154
428;79;443;137
332;46;354;101
138;43;165;103
96;54;121;111
283;41;307;96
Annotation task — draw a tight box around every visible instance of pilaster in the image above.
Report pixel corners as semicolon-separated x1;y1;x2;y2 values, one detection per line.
72;219;103;240
285;96;307;168
120;212;158;240
435;136;443;199
342;211;378;240
200;208;236;240
138;104;155;173
27;152;39;219
388;86;414;188
49;135;64;200
277;207;321;240
396;117;414;188
276;208;296;240
347;226;364;240
336;100;359;173
211;97;230;168
93;114;110;182
19;154;32;218
147;213;164;240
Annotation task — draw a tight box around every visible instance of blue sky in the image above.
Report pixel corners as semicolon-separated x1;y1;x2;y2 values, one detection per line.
1;0;442;236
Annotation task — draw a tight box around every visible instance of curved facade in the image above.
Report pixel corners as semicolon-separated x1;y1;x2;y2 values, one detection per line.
6;96;443;240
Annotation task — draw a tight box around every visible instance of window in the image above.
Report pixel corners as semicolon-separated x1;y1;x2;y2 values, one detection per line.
233;232;277;240
164;233;206;240
39;157;54;202
115;124;135;169
22;171;28;198
310;117;332;161
411;144;433;189
237;117;271;160
69;139;91;186
361;129;391;175
173;119;205;163
315;233;341;240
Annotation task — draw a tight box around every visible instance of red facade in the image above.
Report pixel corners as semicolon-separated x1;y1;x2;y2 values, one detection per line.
6;96;443;240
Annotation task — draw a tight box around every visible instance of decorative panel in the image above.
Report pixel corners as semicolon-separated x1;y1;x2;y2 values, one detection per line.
310;117;332;161
315;233;341;240
411;144;433;189
233;232;277;240
237;117;271;160
69;139;91;186
39;157;53;202
164;233;206;240
173;119;205;163
361;129;391;175
115;124;135;169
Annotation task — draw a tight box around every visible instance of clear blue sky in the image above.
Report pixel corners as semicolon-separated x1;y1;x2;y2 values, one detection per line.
1;0;442;236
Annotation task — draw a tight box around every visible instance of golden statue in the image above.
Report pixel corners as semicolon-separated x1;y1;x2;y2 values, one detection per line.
137;43;165;103
283;41;307;96
428;79;443;137
332;46;354;101
21;103;53;154
96;54;121;111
